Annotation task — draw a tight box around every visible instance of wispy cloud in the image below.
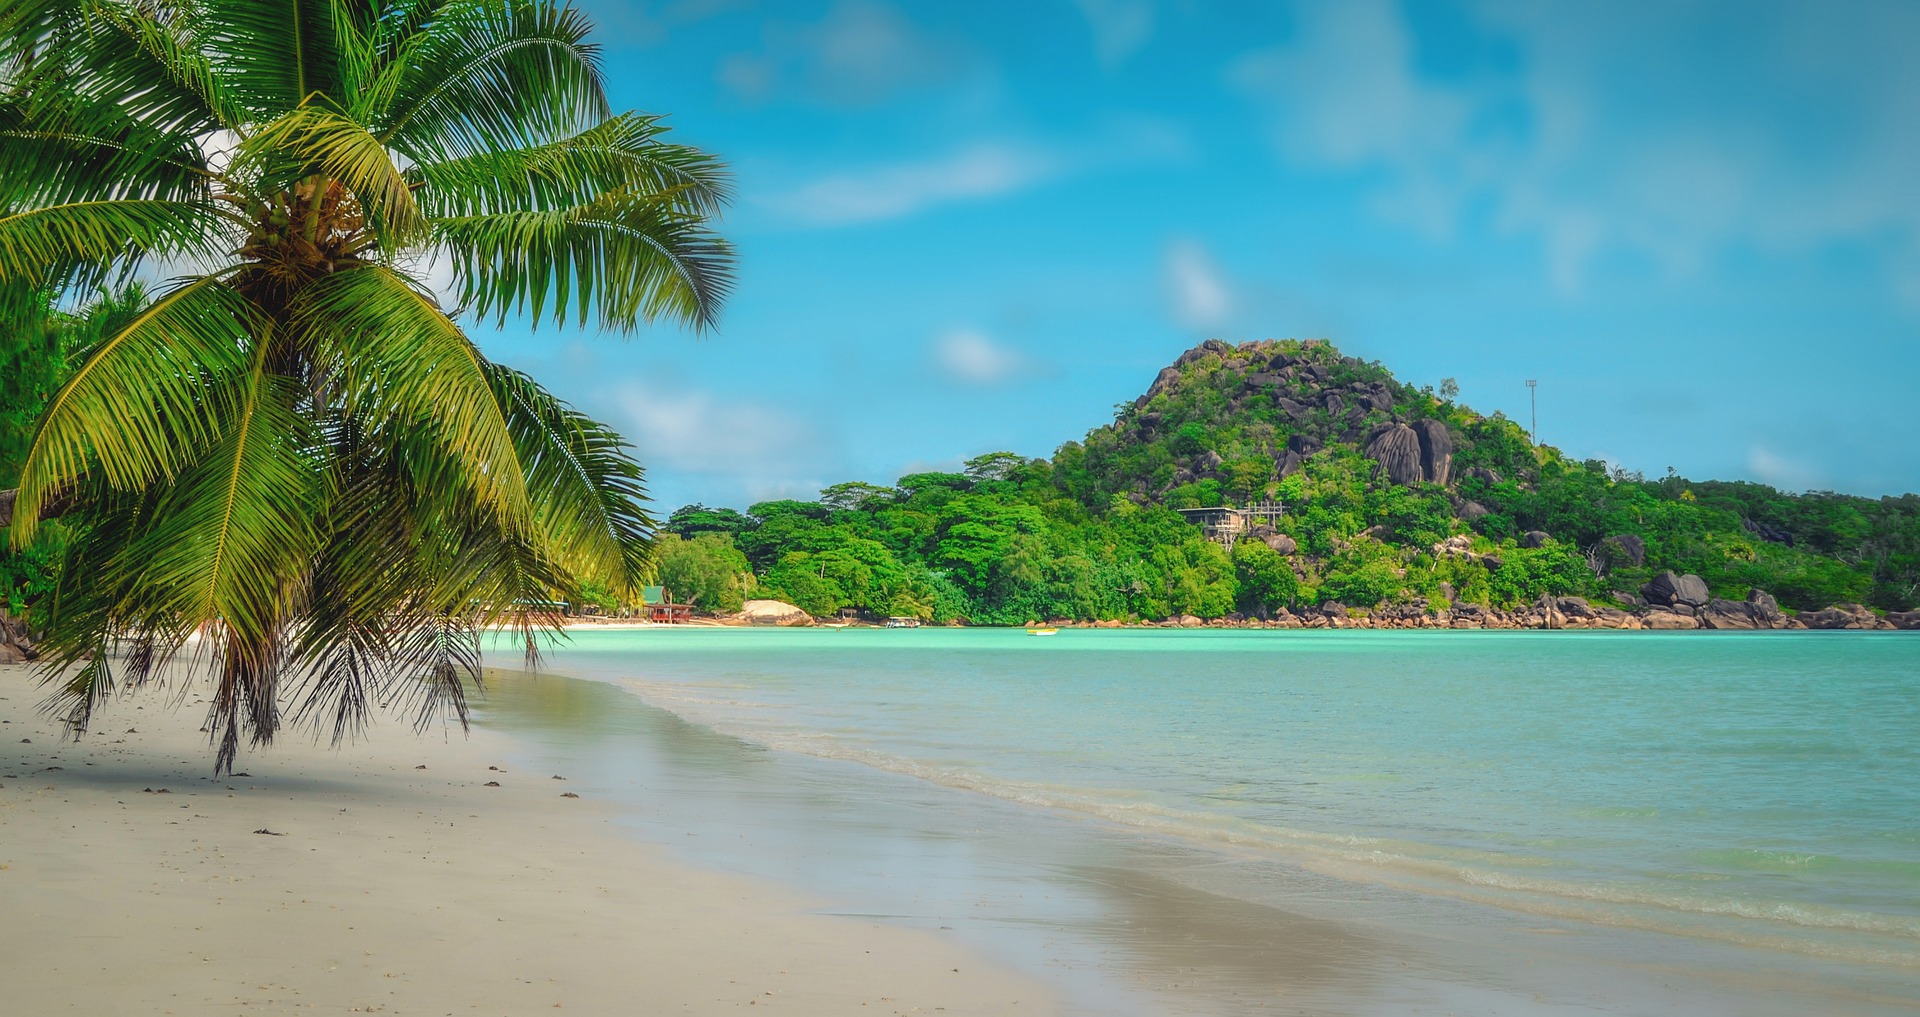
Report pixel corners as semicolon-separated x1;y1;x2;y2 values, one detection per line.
606;380;836;493
1228;0;1920;300
1747;445;1823;493
931;328;1029;385
766;118;1187;226
1164;239;1231;331
717;0;968;106
770;142;1061;226
1072;0;1156;69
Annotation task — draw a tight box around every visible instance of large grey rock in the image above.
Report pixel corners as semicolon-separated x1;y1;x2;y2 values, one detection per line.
1273;449;1303;477
1352;389;1394;413
1136;366;1182;407
1520;530;1550;549
1287;433;1321;455
1245;371;1285;387
1275;397;1310;420
1798;607;1856;629
1698;599;1760;630
1462;467;1501;486
1457;500;1490;521
1263;533;1297;555
1364;423;1425;486
1604;533;1647;567
1746;589;1780;615
1555;597;1597;619
1642;571;1710;608
1411;419;1453;486
1322;392;1345;414
1888;610;1920;630
1640;609;1699;630
1800;603;1892;630
1199;449;1225;470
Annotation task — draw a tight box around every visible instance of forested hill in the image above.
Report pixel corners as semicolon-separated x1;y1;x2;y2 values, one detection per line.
653;339;1920;626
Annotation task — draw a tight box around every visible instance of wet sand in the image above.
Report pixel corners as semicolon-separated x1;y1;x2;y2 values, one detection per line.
0;664;1053;1015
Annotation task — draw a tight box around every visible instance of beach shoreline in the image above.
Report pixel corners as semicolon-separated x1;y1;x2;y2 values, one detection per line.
0;662;1054;1016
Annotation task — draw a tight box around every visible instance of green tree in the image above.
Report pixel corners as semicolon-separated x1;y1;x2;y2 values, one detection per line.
1232;539;1299;616
819;481;895;512
656;532;751;612
963;451;1026;483
0;0;733;770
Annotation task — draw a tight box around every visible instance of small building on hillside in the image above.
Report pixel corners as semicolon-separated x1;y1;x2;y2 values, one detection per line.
1176;500;1285;550
641;585;693;624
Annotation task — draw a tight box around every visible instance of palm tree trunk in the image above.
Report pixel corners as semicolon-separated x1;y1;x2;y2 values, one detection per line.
0;489;74;529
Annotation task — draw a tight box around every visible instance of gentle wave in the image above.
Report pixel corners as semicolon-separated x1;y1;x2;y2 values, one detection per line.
618;675;1920;968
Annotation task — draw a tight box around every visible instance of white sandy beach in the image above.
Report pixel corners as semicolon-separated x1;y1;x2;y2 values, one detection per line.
0;663;1054;1016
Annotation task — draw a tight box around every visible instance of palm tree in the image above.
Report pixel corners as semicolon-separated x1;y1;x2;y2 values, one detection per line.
0;0;734;771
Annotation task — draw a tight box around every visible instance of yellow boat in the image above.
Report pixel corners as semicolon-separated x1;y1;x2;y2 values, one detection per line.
1028;627;1059;636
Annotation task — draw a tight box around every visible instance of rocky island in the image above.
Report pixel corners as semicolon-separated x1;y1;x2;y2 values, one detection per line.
637;339;1918;630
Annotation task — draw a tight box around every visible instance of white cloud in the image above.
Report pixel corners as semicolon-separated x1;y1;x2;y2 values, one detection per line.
1164;239;1231;331
1072;0;1155;68
767;118;1187;227
1228;0;1920;300
932;328;1028;385
607;380;832;487
1747;446;1823;493
770;142;1061;226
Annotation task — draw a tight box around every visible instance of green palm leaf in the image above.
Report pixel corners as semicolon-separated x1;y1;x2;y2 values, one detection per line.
10;275;254;541
436;188;734;332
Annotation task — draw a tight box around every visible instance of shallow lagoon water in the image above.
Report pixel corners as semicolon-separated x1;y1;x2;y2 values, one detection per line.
481;627;1920;1015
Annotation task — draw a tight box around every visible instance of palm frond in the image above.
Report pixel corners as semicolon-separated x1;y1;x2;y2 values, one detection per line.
374;0;608;164
9;275;254;544
292;264;529;517
434;188;734;332
489;362;653;596
196;0;359;117
0;198;235;295
4;0;241;138
121;343;324;642
409;112;731;218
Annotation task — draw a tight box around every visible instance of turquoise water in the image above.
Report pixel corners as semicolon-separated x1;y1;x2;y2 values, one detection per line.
491;627;1920;973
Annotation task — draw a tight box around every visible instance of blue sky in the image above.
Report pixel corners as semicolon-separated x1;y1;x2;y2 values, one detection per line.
473;0;1920;510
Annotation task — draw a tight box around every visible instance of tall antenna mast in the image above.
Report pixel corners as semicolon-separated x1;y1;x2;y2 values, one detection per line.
1525;379;1538;445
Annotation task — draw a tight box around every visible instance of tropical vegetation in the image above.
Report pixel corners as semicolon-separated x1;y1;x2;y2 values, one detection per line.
0;0;732;769
659;340;1918;623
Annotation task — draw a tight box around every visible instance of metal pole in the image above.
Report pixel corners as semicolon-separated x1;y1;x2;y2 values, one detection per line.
1525;379;1538;445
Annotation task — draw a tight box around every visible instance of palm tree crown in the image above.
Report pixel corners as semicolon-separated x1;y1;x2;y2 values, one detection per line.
0;0;735;770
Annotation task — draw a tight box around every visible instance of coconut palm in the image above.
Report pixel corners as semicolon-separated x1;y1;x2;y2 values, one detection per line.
0;0;734;770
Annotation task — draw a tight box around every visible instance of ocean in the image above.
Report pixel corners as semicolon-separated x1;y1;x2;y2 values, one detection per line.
480;627;1920;1015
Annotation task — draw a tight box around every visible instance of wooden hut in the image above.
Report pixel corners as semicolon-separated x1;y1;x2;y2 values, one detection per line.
641;585;693;624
